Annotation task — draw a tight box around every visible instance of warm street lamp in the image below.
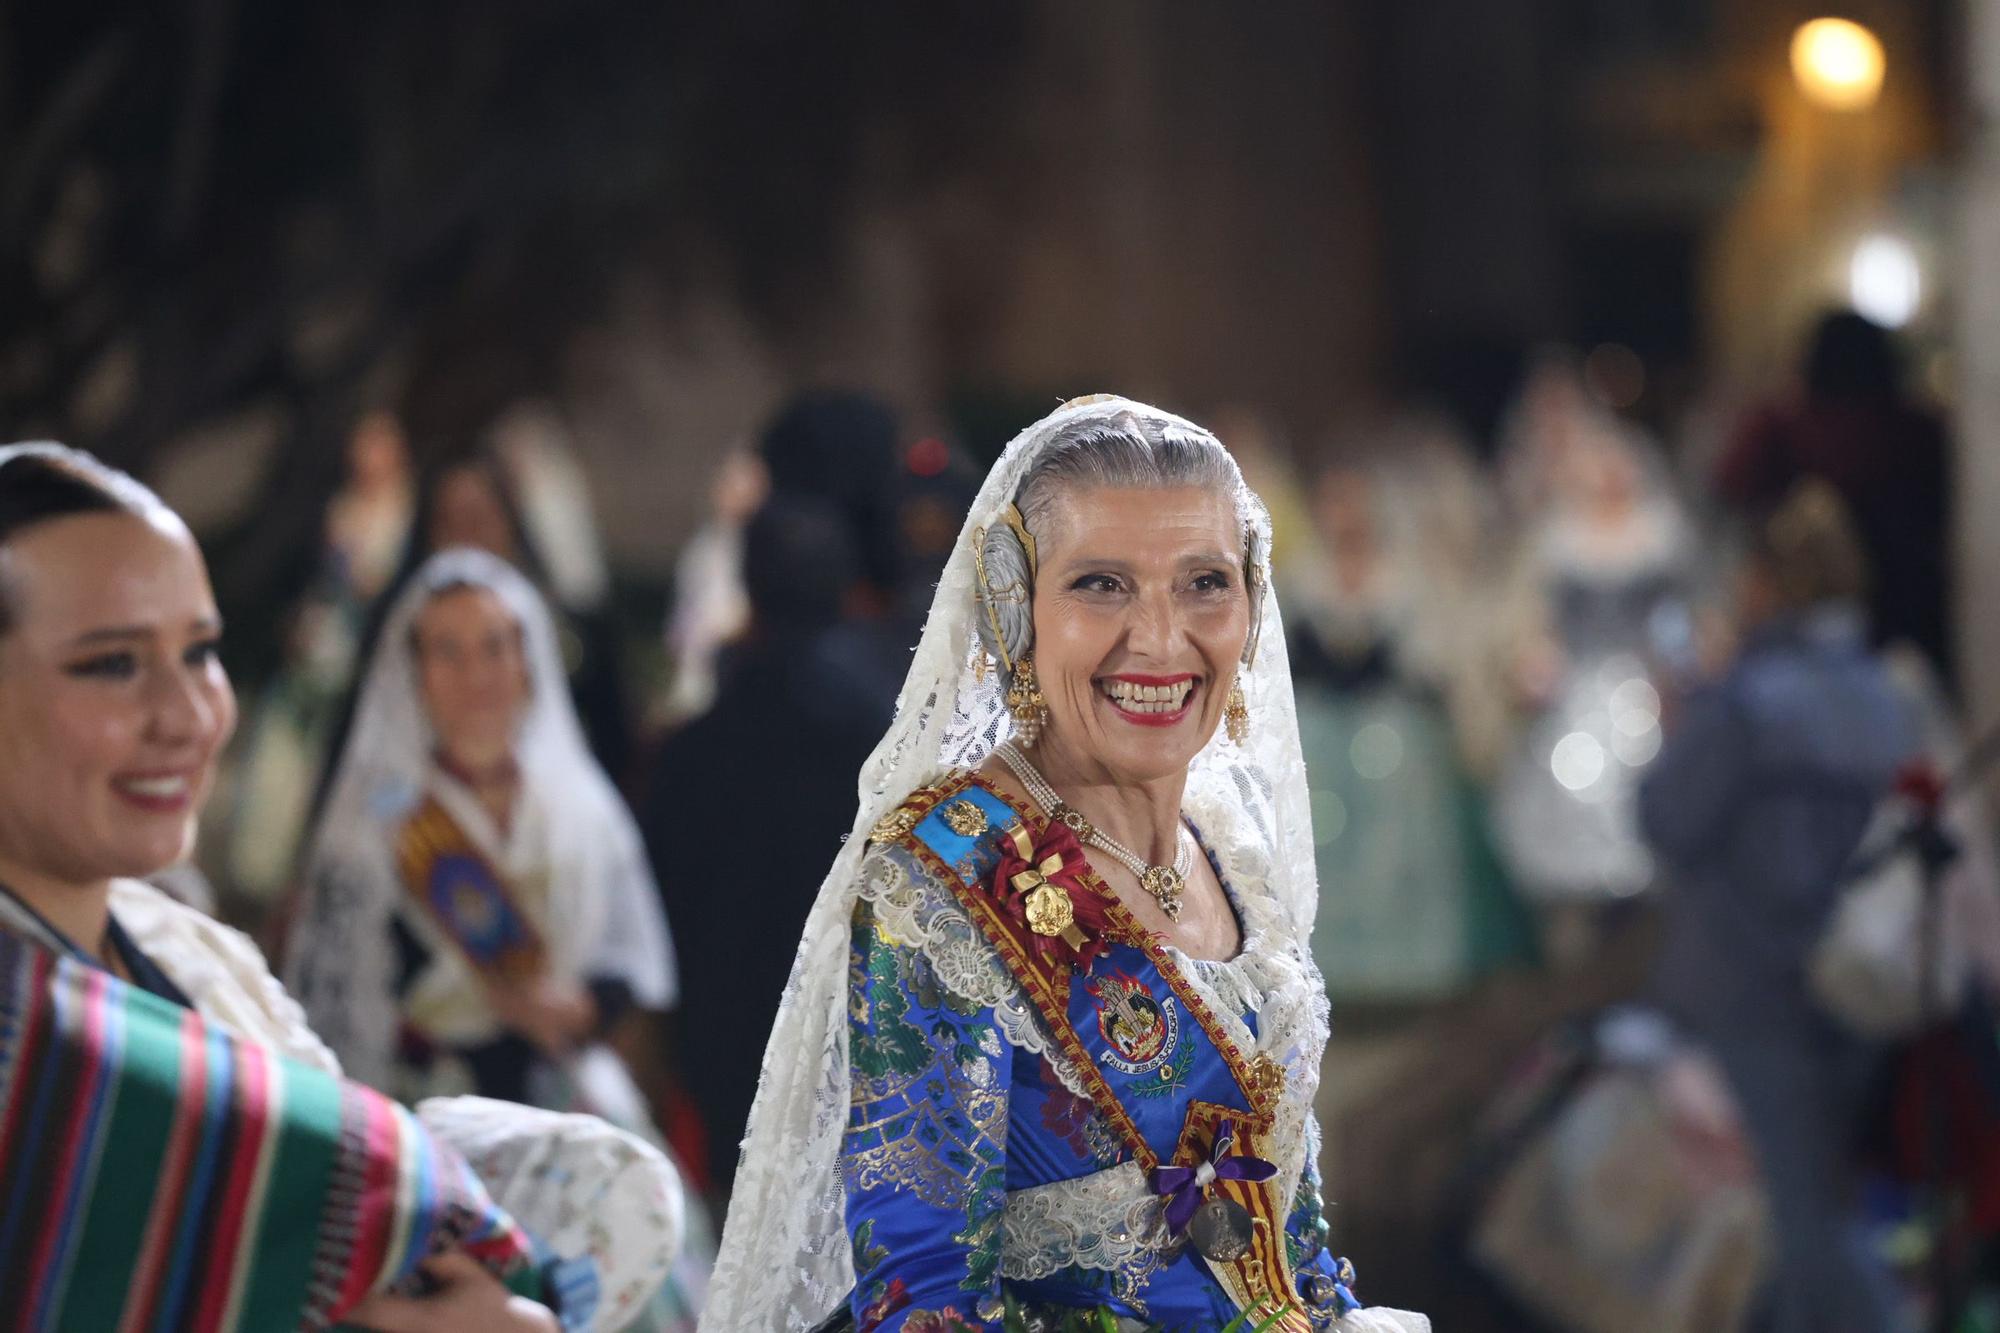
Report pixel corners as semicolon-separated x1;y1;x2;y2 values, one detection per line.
1790;17;1886;110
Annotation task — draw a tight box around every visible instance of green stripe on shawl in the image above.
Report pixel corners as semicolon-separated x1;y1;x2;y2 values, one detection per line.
59;982;187;1328
237;1057;346;1328
0;925;546;1333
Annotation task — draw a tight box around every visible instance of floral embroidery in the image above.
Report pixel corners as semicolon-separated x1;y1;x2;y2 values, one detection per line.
852;1218;890;1278
1127;1039;1194;1101
955;1162;1006;1296
850;920;931;1085
902;1309;984;1333
856;1276;911;1332
845;901;1009;1210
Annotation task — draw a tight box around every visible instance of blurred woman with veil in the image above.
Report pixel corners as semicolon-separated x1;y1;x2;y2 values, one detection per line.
1283;415;1530;1005
288;548;714;1326
705;396;1426;1332
288;547;675;1110
315;439;636;798
1488;357;1708;945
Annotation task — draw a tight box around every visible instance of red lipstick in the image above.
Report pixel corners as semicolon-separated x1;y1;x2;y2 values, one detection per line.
1096;674;1201;727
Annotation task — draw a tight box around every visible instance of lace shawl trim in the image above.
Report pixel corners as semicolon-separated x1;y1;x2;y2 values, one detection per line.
855;839;1096;1100
1000;1162;1176;1298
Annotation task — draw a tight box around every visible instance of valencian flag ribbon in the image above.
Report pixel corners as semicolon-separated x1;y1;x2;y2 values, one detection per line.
1150;1118;1277;1236
395;796;547;981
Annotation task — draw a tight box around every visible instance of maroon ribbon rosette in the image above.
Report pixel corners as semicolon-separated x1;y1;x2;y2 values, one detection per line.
992;816;1112;971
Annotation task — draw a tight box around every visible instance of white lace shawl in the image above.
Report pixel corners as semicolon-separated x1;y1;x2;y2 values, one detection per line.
703;396;1332;1330
285;548;677;1090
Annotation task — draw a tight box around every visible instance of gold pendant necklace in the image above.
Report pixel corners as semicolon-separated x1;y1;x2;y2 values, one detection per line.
996;743;1196;920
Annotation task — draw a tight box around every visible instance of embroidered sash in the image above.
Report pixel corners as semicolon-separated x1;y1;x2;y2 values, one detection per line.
395;796;547;982
884;775;1313;1329
0;927;541;1332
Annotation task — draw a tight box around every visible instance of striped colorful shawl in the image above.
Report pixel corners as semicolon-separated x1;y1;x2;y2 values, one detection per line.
0;926;542;1332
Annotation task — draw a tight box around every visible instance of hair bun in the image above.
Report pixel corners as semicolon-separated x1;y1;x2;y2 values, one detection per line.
972;516;1036;676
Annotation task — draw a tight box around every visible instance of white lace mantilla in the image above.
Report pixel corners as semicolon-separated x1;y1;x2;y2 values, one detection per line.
705;397;1348;1332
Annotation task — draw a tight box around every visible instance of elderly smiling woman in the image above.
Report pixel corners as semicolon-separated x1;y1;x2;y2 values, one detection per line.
706;399;1426;1333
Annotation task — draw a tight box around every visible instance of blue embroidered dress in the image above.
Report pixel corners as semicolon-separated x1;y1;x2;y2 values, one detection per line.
842;774;1356;1332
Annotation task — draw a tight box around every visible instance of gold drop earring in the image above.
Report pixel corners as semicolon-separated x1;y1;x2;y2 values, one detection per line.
1224;681;1250;745
1007;656;1050;746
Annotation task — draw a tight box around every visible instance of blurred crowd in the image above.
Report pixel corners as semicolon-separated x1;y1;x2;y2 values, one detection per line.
171;307;1999;1332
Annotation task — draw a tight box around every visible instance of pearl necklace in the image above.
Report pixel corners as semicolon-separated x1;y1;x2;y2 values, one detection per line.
996;742;1197;920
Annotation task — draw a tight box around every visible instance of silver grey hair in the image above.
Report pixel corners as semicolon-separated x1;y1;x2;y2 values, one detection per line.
973;411;1265;681
1015;413;1243;544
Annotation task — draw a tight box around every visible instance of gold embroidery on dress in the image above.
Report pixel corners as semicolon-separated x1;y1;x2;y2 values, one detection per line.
870;806;922;846
869;785;950;846
846;1074;1008;1207
1246;1054;1285;1116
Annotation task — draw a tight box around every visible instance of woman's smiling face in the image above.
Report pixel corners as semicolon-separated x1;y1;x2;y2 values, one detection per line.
1028;484;1251;785
0;510;236;889
413;585;531;766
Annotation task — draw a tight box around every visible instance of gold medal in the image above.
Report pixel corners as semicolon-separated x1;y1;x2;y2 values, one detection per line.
1246;1054;1285;1112
1024;881;1075;937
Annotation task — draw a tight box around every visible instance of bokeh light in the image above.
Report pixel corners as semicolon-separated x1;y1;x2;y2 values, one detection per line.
1849;234;1921;328
1790;18;1886;111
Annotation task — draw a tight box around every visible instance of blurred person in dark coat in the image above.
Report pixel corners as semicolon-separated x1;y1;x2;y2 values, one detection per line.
1717;309;1953;689
639;495;890;1198
1639;481;1919;1333
755;391;984;718
756;391;910;712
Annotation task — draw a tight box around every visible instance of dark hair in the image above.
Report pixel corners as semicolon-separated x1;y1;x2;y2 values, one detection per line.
758;390;904;594
403;576;510;656
402;449;549;590
1804;309;1901;401
742;495;857;633
0;445;163;634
